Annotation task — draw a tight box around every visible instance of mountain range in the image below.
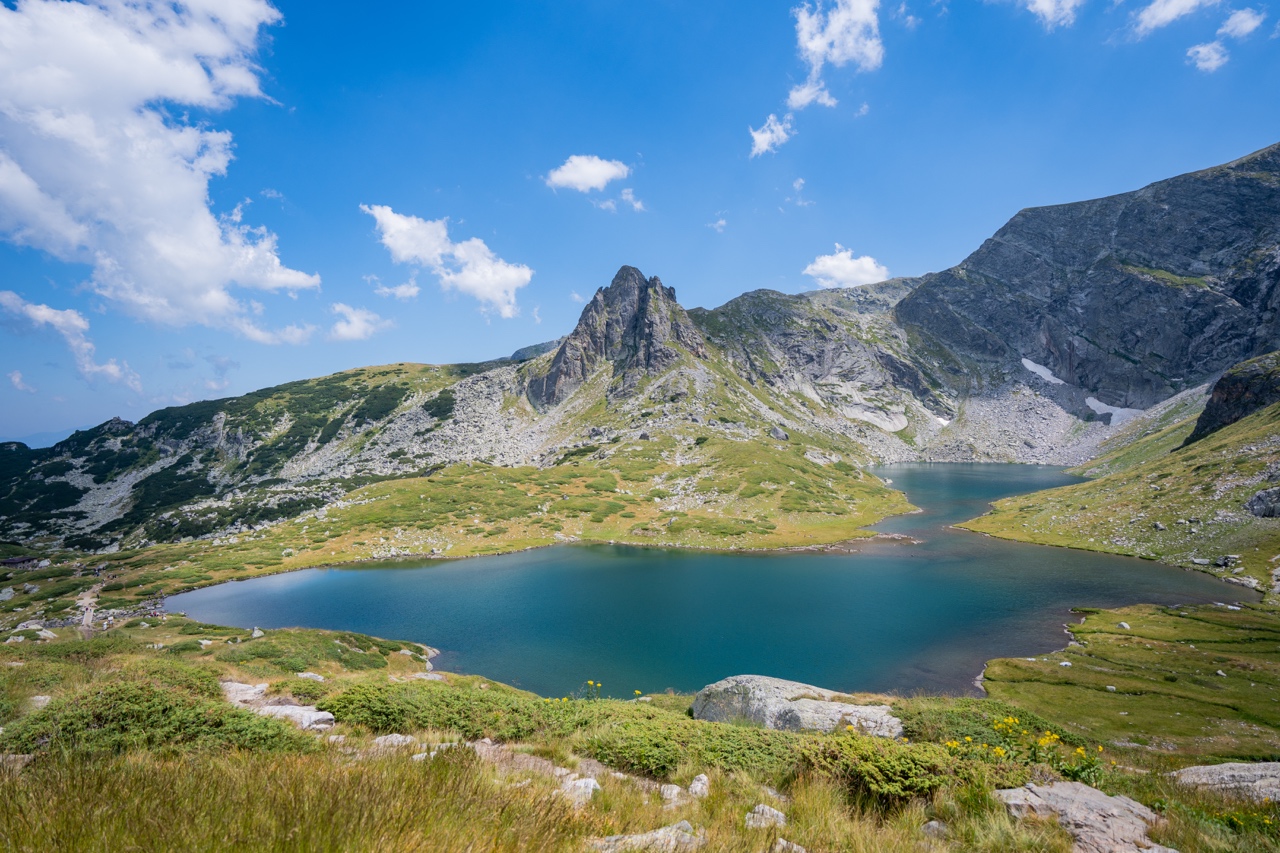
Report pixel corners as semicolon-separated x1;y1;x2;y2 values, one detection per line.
2;142;1278;559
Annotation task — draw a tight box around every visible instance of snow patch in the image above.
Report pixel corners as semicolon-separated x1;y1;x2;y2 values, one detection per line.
1085;397;1144;425
1021;358;1065;385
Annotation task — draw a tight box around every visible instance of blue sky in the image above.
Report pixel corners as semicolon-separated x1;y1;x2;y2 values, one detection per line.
1;0;1277;443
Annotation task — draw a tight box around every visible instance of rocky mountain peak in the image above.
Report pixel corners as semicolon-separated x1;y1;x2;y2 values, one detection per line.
527;265;707;408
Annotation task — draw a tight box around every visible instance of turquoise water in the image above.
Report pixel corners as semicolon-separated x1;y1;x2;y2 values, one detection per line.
167;464;1248;697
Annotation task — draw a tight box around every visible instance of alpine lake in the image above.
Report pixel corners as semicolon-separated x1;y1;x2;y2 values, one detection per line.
167;464;1247;698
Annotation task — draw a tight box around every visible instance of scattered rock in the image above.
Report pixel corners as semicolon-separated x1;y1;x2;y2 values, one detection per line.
1118;622;1130;630
198;639;213;648
326;734;346;744
692;675;903;737
1192;558;1211;566
0;754;33;772
1216;670;1228;677
1173;762;1280;802
769;426;790;441
688;774;710;799
1152;522;1166;531
660;783;684;805
1106;686;1117;692
29;695;50;711
221;681;268;706
745;803;787;829
638;432;651;441
561;777;602;807
773;840;806;853
587;820;705;851
296;672;325;682
372;734;417;750
994;781;1174;853
0;588;12;602
1059;661;1073;667
922;819;948;839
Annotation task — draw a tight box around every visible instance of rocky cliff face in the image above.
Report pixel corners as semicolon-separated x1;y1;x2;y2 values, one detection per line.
1186;350;1280;444
896;142;1280;410
526;266;707;407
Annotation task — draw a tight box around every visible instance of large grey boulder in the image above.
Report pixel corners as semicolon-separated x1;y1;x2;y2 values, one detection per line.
1173;762;1280;802
256;705;335;731
994;782;1175;853
1247;488;1280;519
692;675;903;737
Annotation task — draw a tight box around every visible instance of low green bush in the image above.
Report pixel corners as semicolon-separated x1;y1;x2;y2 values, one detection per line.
0;682;313;755
799;733;957;803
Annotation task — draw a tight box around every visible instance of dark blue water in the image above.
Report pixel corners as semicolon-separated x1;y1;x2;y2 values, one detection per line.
168;464;1247;697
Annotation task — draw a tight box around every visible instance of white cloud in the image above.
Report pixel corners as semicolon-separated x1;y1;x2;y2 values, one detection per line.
750;113;795;157
789;0;884;111
1021;0;1086;29
895;2;921;28
7;370;35;393
545;155;630;192
592;198;618;212
0;0;320;343
370;273;421;300
363;204;533;319
707;218;727;232
1187;39;1229;68
570;291;584;303
789;178;815;207
1219;7;1265;36
328;303;392;342
854;102;870;117
802;244;889;288
1133;0;1219;36
532;306;542;325
620;188;646;212
0;290;140;391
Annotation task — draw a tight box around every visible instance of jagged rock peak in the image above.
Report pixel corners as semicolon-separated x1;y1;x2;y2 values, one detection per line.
1185;349;1280;444
527;265;707;408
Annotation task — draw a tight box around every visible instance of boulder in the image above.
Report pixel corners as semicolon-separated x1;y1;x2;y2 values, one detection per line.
251;627;265;639
1172;762;1280;802
296;672;325;682
221;681;268;706
372;733;417;750
692;675;903;737
1247;487;1280;519
772;841;806;853
587;820;705;851
769;426;790;441
994;782;1175;853
745;804;787;829
256;705;334;730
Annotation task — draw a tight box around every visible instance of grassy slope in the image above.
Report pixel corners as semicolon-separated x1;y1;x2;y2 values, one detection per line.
959;402;1280;592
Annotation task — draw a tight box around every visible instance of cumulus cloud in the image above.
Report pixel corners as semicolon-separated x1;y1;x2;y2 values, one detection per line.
545;155;631;192
362;204;533;319
7;370;35;393
1021;0;1086;29
0;0;320;344
328;303;392;342
1220;7;1265;36
0;290;140;391
707;218;727;232
1187;39;1229;69
1133;0;1219;36
788;0;884;111
802;244;889;288
750;114;795;157
570;291;584;303
620;188;646;212
369;273;420;300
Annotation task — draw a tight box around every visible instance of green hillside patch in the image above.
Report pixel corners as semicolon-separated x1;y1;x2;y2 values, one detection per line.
960;402;1280;589
983;603;1280;760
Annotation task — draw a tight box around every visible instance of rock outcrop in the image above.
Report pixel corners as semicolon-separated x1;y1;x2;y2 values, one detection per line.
897;142;1280;410
691;675;903;737
527;266;708;408
1173;761;1280;802
1185;350;1280;444
995;781;1175;853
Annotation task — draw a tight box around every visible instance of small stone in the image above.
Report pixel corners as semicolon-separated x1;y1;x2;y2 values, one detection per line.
922;819;948;839
688;774;710;799
1192;558;1211;566
661;783;683;803
1106;686;1116;692
1152;522;1166;531
29;695;51;710
198;639;213;647
372;733;418;750
1118;622;1131;630
296;672;325;682
562;777;602;807
1217;670;1228;677
1059;661;1072;667
326;735;346;744
745;804;787;829
769;426;789;441
773;840;806;853
251;627;264;639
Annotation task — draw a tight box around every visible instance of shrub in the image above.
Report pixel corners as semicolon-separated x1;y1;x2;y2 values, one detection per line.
799;734;957;803
0;682;313;755
585;716;805;779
